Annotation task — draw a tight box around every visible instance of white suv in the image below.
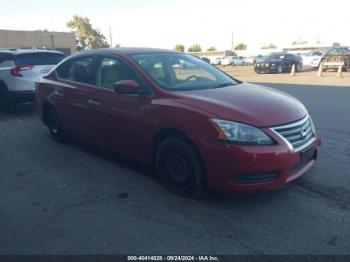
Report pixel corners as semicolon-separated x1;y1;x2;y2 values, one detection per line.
0;48;64;112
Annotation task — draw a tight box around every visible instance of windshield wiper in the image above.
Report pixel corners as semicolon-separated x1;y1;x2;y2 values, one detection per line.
214;82;236;89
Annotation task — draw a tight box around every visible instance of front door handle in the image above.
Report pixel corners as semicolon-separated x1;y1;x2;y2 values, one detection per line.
54;90;64;97
88;99;101;107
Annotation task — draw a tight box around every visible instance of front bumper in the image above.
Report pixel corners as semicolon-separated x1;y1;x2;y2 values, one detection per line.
196;130;321;192
255;65;278;73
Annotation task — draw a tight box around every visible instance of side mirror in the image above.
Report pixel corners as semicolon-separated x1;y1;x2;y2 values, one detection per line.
113;80;142;94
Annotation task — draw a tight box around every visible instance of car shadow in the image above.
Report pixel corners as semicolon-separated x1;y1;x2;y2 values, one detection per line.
64;137;288;206
66;138;156;180
202;186;290;207
0;102;36;120
49;131;285;206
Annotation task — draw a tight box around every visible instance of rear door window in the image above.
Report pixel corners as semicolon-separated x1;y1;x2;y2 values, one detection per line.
15;52;64;66
56;56;95;85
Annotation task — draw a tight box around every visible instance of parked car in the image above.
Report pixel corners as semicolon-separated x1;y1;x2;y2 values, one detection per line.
0;48;64;112
321;46;350;72
200;57;210;63
221;56;244;66
254;55;264;64
36;48;321;198
243;56;255;65
221;56;236;66
232;56;245;66
255;53;303;74
301;51;325;69
210;57;223;65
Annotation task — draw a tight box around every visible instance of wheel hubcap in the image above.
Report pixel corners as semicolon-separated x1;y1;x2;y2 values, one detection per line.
49;116;59;135
166;154;189;184
51;127;59;134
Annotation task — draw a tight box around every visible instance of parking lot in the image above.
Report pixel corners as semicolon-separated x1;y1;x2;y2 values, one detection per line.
0;71;350;255
220;65;350;87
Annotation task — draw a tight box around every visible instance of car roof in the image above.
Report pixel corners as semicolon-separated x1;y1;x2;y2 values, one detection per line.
268;52;288;55
0;48;64;55
78;47;178;56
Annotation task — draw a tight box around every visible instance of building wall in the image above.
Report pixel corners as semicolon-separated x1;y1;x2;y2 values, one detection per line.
189;50;236;58
0;29;77;56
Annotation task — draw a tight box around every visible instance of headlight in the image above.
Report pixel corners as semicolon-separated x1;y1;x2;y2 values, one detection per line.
210;119;274;145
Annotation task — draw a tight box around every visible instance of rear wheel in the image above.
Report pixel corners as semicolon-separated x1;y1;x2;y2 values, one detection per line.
0;88;16;113
45;107;66;143
295;63;302;72
155;138;206;198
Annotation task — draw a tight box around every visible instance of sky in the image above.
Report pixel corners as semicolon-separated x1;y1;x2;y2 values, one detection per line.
1;0;350;51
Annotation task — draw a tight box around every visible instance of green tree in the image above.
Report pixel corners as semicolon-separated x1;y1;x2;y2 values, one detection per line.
234;43;247;51
207;46;217;51
114;43;122;48
174;44;185;52
188;44;202;52
292;40;308;45
261;43;277;49
67;15;109;51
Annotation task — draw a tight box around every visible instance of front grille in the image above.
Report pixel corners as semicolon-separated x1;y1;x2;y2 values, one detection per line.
231;172;280;184
271;116;316;152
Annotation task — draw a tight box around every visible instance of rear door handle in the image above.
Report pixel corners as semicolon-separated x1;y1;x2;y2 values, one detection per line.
88;99;101;107
54;90;64;97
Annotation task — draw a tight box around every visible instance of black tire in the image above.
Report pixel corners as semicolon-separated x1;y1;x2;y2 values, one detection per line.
155;138;206;198
0;88;16;113
277;65;283;74
45;107;66;143
295;63;302;72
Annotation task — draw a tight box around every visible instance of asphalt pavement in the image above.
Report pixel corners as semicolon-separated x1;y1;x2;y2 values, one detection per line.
0;83;349;255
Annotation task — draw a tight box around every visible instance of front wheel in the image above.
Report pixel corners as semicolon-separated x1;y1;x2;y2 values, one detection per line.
277;65;283;74
155;138;206;198
45;108;66;143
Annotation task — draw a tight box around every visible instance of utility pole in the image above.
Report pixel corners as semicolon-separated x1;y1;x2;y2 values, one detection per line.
231;32;234;51
109;26;113;48
50;35;55;49
51;21;55;32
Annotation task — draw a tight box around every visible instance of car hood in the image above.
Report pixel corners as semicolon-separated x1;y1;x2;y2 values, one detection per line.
258;59;283;64
174;83;307;127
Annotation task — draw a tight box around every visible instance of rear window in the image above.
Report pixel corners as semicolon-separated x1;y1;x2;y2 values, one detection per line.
0;53;15;68
15;52;64;66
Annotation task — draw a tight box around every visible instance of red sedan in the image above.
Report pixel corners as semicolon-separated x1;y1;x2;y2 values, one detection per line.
36;48;321;197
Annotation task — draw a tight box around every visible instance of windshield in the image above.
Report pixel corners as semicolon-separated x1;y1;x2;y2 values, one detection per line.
132;53;239;91
15;52;64;66
327;47;350;55
266;54;285;60
304;51;323;57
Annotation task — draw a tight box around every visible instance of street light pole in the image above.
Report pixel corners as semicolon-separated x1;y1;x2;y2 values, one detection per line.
109;26;113;48
231;32;234;51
